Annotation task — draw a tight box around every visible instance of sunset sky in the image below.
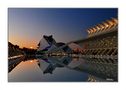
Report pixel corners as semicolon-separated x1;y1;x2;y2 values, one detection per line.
8;8;117;49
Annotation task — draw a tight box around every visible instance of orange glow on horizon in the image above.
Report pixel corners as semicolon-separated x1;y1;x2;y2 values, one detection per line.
30;47;33;49
9;35;37;49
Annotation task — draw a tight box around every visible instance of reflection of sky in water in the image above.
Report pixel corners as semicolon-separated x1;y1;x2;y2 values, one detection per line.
8;59;89;82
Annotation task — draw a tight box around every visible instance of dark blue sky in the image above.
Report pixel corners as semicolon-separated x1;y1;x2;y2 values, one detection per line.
8;8;117;48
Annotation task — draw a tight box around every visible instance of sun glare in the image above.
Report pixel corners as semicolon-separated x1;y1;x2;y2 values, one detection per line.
30;61;33;63
30;47;33;49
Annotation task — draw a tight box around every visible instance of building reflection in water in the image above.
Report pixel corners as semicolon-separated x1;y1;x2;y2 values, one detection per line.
8;56;25;73
37;56;72;74
73;59;117;81
8;56;117;82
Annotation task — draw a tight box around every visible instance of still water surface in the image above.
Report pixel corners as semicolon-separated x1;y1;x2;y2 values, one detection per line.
8;56;117;82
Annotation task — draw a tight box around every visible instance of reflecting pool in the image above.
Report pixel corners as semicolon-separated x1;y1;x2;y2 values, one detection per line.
8;56;117;82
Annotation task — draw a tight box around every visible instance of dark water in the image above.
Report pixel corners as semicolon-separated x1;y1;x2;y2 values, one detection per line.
8;56;117;82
